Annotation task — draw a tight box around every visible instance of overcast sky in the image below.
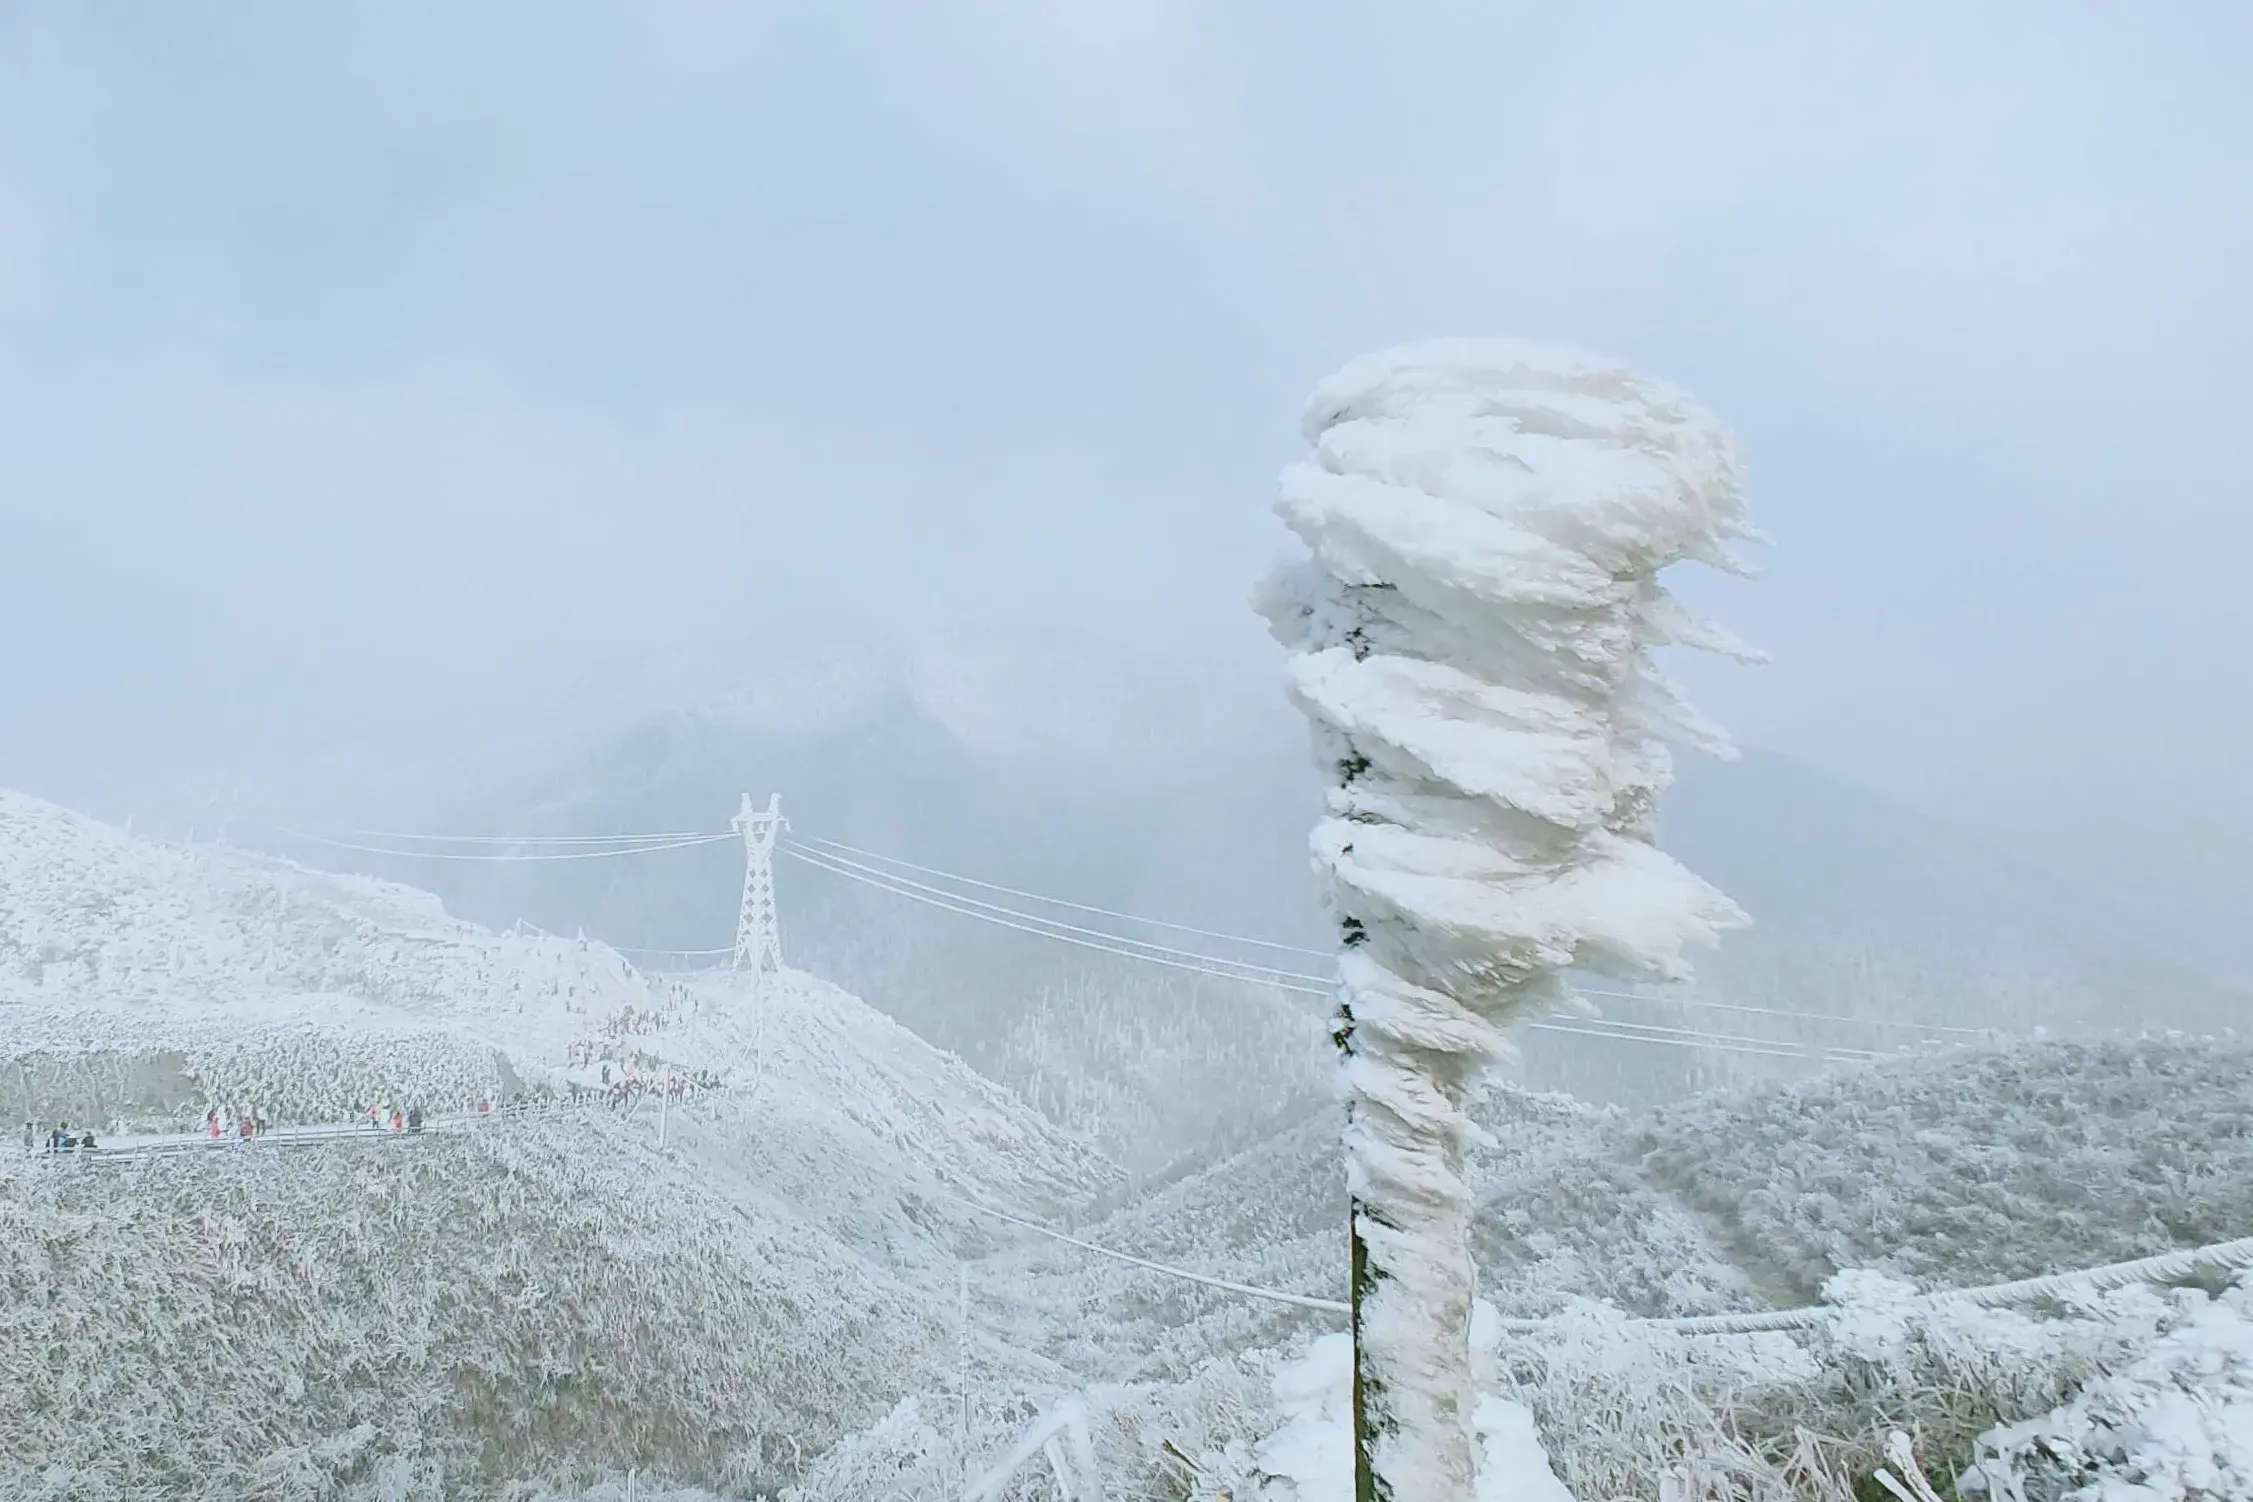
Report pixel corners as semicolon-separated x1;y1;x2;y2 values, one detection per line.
3;1;2248;877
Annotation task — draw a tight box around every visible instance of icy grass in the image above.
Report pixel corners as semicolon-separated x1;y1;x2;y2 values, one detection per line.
907;1272;2253;1502
1493;1273;2253;1502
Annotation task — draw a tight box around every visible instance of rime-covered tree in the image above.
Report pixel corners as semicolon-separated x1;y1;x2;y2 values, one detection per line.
1256;339;1761;1500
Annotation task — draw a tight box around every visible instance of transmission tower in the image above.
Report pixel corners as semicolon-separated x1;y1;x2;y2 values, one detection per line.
731;793;786;978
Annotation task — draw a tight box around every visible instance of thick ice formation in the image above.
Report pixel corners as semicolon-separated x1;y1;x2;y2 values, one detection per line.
1258;338;1759;1499
1256;1323;1576;1502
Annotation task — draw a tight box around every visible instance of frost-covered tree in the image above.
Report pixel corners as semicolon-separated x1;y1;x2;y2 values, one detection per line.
1256;338;1761;1500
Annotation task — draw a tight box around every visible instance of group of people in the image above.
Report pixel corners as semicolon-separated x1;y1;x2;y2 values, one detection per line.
22;1121;97;1154
14;1062;718;1159
354;1103;427;1135
205;1107;272;1141
561;1060;722;1111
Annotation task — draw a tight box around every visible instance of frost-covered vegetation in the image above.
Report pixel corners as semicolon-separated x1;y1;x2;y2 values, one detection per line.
1629;1039;2253;1297
989;970;1330;1177
5;789;2250;1499
0;1115;1053;1500
1487;1270;2252;1502
0;788;652;1130
1001;1037;2251;1380
0;791;650;1033
2;1013;510;1134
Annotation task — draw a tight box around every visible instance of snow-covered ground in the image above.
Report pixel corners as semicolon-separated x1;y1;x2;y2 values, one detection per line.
0;787;1125;1497
5;785;2249;1500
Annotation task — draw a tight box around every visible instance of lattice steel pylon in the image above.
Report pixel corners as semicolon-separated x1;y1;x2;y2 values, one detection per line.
731;793;786;978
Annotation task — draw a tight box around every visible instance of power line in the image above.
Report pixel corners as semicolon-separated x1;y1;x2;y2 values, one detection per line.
957;1187;2253;1340
348;829;726;846
281;829;735;862
1579;986;1988;1039
944;1191;1350;1314
782;842;1334;984
1548;1014;1878;1063
1534;1017;1872;1063
781;845;1330;994
783;845;1884;1064
793;832;1336;958
274;818;1969;1055
799;831;1922;1047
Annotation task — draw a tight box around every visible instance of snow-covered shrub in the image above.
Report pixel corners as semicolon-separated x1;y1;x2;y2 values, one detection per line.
1496;1273;2197;1501
785;1358;1273;1502
1967;1278;2253;1502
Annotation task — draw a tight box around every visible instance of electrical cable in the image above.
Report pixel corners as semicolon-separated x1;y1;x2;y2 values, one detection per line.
793;832;1336;958
783;841;1332;983
798;831;1944;1046
941;1191;1351;1314
348;830;726;846
280;829;734;862
1577;986;1989;1039
785;845;1888;1064
781;845;1330;993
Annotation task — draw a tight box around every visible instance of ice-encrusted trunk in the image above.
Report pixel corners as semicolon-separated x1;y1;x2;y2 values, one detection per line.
1256;339;1761;1501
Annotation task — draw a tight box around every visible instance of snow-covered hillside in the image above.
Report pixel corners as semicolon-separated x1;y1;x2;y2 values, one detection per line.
981;1038;2253;1387
0;789;1120;1223
0;1115;1061;1500
0;786;649;1122
658;969;1121;1260
0;785;1129;1497
12;783;2250;1500
299;633;2251;1174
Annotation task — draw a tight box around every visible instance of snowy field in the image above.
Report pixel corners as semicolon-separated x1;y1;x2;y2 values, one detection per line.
3;787;2249;1500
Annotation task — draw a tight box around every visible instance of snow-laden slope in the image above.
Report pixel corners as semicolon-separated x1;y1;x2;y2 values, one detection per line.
988;1038;2253;1386
985;1085;1758;1383
1626;1036;2253;1299
1;785;1128;1498
0;786;649;1121
646;970;1122;1266
0;1115;1061;1500
0;788;1122;1232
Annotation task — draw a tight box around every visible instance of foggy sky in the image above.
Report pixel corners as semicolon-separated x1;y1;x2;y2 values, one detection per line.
3;1;2249;886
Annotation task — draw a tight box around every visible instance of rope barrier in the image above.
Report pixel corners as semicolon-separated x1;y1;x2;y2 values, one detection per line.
1616;1234;2253;1337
